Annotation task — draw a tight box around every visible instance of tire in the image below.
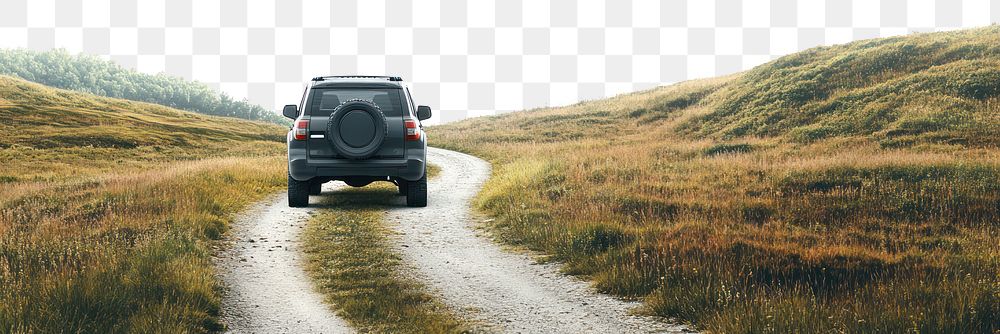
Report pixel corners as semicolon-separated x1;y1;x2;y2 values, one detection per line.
396;179;408;196
308;181;322;195
326;99;388;160
405;174;427;207
288;175;310;207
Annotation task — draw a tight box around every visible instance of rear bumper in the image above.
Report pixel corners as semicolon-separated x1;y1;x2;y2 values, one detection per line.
289;156;425;181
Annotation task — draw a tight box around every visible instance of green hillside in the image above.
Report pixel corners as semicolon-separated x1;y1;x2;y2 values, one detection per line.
682;27;1000;146
430;27;999;332
0;75;284;180
0;49;285;124
0;75;286;332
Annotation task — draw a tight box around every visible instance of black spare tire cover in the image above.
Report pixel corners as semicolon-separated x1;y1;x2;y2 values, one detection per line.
326;99;388;160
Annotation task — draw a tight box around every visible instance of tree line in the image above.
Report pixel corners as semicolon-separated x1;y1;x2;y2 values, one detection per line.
0;49;285;124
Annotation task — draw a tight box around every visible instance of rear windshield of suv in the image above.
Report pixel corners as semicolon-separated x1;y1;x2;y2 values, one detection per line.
308;89;403;117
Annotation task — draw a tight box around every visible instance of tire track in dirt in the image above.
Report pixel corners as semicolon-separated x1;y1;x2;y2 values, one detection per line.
215;191;353;334
386;148;691;333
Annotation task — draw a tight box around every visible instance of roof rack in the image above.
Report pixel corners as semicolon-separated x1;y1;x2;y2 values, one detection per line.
312;75;403;82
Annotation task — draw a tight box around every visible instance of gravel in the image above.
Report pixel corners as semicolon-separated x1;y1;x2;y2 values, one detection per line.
215;191;353;334
215;147;693;333
386;148;692;333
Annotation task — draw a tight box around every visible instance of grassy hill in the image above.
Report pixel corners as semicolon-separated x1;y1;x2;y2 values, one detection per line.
430;27;1000;332
0;49;286;124
0;76;286;332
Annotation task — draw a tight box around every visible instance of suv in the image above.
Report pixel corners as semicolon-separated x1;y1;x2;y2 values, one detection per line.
282;76;432;208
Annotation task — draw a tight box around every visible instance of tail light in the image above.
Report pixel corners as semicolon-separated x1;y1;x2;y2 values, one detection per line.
293;119;309;141
404;118;421;141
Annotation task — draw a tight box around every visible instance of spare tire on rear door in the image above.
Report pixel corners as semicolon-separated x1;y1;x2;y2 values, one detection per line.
326;99;388;160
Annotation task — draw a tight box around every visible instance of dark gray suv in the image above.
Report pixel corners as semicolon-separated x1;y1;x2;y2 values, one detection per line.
282;76;432;208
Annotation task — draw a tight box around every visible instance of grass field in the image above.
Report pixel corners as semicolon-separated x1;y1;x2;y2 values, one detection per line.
0;76;287;333
430;27;1000;332
301;165;467;334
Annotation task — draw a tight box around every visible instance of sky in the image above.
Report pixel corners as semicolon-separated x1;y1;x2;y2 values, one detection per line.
0;0;998;124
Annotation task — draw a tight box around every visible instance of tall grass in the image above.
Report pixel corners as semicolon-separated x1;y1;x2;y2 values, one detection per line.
0;75;287;332
0;158;286;333
431;27;1000;332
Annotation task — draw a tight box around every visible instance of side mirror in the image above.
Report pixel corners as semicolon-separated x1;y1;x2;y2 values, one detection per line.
416;105;432;121
282;105;298;119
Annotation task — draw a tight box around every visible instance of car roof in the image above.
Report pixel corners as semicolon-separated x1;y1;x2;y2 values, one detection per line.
309;76;406;89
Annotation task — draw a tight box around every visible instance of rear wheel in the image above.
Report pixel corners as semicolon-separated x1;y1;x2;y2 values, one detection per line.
288;175;309;207
405;174;427;207
308;181;322;195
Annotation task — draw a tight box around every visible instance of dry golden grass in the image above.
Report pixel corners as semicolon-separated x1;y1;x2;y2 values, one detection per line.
302;165;467;334
0;76;286;333
431;27;999;333
1;157;286;333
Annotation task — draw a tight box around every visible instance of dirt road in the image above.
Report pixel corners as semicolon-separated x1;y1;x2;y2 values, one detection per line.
386;148;689;333
217;147;688;333
215;192;353;334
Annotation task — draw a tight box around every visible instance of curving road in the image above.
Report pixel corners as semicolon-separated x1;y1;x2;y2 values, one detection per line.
216;147;690;333
385;148;690;333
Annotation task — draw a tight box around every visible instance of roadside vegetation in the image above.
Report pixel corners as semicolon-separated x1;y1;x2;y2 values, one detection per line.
430;27;1000;332
0;49;286;124
0;76;286;333
301;165;467;334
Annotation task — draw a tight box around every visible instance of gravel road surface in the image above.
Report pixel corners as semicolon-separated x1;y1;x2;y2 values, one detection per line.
386;148;690;333
216;147;690;333
215;192;353;334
